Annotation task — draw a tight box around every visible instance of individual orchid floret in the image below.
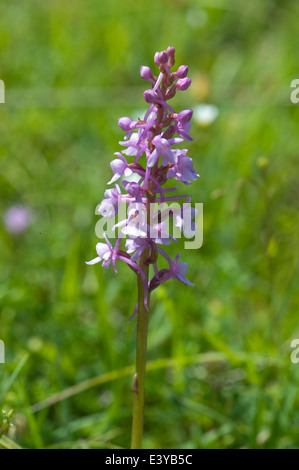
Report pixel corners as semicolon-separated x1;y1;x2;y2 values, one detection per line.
174;109;193;141
114;202;147;238
167;150;199;184
168;254;194;286
126;231;169;264
122;181;143;201
86;234;113;269
108;153;133;184
125;237;149;262
119;131;150;160
148;251;194;291
148;135;183;167
118;117;137;140
125;237;159;264
98;184;122;217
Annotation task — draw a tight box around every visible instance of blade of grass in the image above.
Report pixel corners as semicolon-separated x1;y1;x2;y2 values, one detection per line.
0;435;22;449
30;351;283;413
0;354;29;403
197;328;242;365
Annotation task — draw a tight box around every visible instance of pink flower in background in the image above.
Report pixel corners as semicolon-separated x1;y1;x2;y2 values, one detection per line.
3;205;32;234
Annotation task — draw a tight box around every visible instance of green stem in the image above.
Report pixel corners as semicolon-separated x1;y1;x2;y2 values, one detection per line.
131;89;163;448
131;249;150;449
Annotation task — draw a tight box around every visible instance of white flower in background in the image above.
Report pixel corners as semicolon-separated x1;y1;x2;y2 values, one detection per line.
193;104;219;127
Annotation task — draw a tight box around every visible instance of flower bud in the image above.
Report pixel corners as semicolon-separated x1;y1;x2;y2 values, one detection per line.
154;50;169;65
177;108;193;123
159;51;169;64
118;117;135;131
140;66;153;81
167;46;176;67
167;46;175;58
123;181;142;198
154;52;160;65
144;89;158;104
176;65;188;79
176;77;191;91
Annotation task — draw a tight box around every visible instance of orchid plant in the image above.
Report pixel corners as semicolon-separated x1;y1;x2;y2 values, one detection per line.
86;47;199;449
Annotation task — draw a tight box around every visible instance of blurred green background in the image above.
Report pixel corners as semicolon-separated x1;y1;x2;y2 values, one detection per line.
0;0;298;449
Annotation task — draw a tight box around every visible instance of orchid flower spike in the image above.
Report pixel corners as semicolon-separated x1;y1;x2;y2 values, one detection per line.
87;47;198;320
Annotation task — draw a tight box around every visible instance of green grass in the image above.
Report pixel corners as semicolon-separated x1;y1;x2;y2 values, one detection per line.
0;0;299;449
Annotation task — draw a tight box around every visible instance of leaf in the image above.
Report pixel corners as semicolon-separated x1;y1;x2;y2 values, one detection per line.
0;435;22;450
